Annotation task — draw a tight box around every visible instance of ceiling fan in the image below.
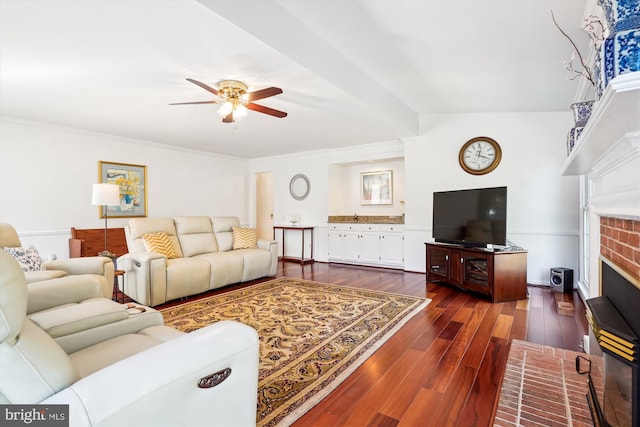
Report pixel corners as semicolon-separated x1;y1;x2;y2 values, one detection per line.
170;78;287;123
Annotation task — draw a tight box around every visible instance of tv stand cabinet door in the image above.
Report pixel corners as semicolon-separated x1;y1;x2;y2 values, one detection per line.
459;250;492;295
426;244;449;281
449;249;462;285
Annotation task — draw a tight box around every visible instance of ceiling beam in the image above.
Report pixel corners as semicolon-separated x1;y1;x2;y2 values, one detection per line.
197;0;419;134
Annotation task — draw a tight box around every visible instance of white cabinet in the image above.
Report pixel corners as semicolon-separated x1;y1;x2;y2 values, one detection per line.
344;230;360;262
328;223;403;269
328;224;360;263
358;224;380;264
380;225;404;267
328;229;345;260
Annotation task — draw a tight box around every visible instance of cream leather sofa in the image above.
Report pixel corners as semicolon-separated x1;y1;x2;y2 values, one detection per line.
0;250;260;426
119;216;277;307
0;223;113;312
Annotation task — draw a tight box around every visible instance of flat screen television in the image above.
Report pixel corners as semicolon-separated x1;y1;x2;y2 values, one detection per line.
432;186;507;248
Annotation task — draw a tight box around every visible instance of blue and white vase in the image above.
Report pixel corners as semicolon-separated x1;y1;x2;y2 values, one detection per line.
600;28;640;88
593;48;604;99
598;0;640;32
567;127;585;155
570;100;595;126
596;0;640;92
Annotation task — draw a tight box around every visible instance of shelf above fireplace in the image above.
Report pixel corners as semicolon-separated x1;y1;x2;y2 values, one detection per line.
562;73;640;177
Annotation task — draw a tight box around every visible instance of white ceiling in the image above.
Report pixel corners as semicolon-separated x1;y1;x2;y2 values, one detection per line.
0;0;591;158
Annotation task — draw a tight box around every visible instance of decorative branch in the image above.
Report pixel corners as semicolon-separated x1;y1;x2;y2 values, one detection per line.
582;15;607;48
551;10;595;87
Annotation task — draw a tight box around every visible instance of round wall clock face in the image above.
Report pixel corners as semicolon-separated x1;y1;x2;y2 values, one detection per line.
458;136;502;175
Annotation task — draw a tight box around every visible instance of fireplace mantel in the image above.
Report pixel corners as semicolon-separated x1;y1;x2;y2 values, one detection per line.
562;73;640;220
561;72;640;301
562;73;640;181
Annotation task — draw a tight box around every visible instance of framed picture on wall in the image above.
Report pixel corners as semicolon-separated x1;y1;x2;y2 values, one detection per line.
98;161;147;218
361;170;393;205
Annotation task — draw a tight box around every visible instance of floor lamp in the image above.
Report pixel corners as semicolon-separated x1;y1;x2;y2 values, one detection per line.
92;183;121;257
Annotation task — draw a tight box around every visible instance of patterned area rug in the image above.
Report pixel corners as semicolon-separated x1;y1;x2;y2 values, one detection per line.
161;277;430;427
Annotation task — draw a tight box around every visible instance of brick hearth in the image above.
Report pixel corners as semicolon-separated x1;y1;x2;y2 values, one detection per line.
494;339;598;427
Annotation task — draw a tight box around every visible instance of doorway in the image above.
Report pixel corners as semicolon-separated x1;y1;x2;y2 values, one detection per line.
255;172;274;241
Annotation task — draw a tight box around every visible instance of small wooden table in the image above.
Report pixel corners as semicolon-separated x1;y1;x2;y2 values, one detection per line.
113;270;126;303
273;225;314;264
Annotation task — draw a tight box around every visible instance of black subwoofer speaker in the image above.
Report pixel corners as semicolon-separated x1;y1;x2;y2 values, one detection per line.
550;268;573;293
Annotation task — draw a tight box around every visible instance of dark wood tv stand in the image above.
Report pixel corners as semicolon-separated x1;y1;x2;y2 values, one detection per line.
425;242;528;303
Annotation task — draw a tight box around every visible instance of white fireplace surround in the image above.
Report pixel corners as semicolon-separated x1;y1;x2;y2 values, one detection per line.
562;73;640;300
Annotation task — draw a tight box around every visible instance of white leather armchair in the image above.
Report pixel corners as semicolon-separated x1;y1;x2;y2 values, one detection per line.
0;251;260;426
0;223;113;310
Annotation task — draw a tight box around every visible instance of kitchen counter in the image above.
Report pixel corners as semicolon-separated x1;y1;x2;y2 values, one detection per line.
327;215;404;224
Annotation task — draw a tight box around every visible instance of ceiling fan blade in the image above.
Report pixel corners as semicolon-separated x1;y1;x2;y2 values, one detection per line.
245;87;283;102
186;78;219;96
246;103;288;118
222;113;234;123
169;100;220;105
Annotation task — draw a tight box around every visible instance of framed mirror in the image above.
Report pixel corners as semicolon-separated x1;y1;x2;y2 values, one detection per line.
289;173;310;200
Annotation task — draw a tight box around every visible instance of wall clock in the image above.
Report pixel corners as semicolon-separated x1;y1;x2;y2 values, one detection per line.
458;136;502;175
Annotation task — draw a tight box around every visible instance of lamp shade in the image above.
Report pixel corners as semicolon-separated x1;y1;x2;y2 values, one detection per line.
92;183;120;206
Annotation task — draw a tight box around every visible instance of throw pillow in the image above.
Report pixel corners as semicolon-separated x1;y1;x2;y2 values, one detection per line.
4;246;45;271
232;227;258;249
142;232;178;259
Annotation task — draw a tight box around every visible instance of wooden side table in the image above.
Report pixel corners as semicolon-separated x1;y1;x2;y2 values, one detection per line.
113;270;126;303
273;226;314;264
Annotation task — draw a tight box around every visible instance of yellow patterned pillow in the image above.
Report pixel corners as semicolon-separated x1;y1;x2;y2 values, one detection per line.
142;232;178;259
232;227;258;249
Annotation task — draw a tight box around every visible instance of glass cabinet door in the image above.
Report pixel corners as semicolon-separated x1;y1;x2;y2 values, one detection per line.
428;247;449;279
462;255;490;293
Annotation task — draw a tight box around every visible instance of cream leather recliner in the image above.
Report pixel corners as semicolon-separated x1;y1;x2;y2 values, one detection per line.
0;223;114;312
0;251;260;426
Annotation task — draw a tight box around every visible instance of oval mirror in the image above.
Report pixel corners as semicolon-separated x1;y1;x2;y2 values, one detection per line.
290;174;310;200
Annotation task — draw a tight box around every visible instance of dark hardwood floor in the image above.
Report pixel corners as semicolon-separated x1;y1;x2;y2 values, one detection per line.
148;260;589;427
277;261;589;427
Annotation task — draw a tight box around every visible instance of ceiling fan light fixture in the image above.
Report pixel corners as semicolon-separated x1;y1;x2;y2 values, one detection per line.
171;78;286;122
215;80;249;122
217;102;233;118
233;104;248;121
216;80;248;95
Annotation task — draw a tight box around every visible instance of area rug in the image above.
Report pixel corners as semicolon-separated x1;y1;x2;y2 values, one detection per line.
494;339;594;427
161;277;430;427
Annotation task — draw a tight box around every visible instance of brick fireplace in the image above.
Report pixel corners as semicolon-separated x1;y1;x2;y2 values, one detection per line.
561;68;639;427
585;253;639;427
600;217;640;280
583;218;640;427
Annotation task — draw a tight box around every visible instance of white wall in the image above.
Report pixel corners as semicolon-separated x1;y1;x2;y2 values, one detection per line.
249;150;331;259
0;118;250;259
2;111;581;287
404;112;580;283
250;152;405;261
250;111;581;285
329;160;405;216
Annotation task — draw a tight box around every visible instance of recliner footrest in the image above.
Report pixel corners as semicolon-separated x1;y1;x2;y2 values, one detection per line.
29;299;128;338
